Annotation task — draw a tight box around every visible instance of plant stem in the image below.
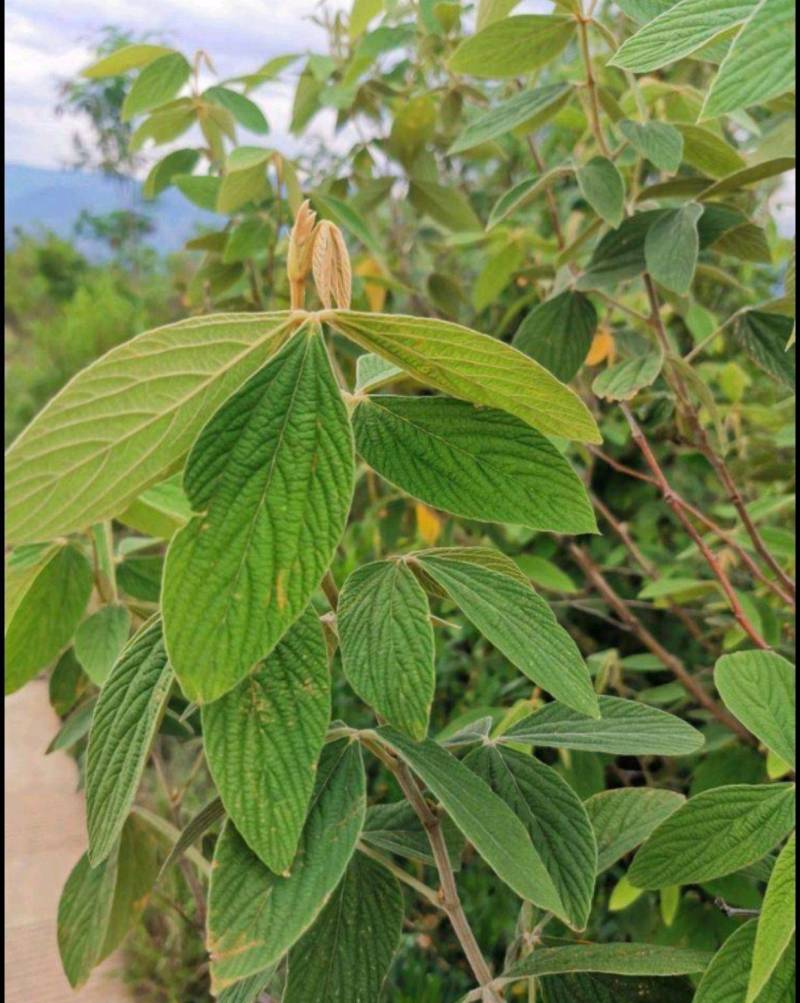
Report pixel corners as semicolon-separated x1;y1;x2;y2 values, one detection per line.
321;570;340;611
90;521;117;603
577;14;610;158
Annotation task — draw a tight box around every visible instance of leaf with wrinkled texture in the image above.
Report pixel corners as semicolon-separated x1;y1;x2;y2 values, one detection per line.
645;202;704;294
577;157;626;227
449;15;575;77
74;605;131;687
361;801;464;869
735;310;796;387
202;608;331;873
701;157;796;198
513;291;598;383
499;943;712;986
163;325;354;703
619;119;683;172
539;971;696;1003
695;919;796;1003
353;395;596;533
585;788;685;872
747;832;796;1002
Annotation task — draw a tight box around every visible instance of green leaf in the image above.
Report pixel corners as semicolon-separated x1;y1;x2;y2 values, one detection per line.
715;650;795;767
449;84;572;153
162;325;354;704
500;695;705;755
142;148;200;199
610;0;757;73
487;168;573;230
82;43;175;78
361;801;464;869
747;832;795;1002
57;850;118;988
284;853;404;1002
101;814;161;959
129;102;197;153
117;474;192;540
207;740;366;991
448;15;575;77
539;972;696;1003
476;0;521;30
174;173;222;210
49;647;88;717
577;156;626;227
577;210;664;290
701;156;796;197
376;727;568;920
415;551;599;718
645;202;703;294
473;242;525;311
352;395;596;533
619;120;683;172
629;783;796;888
156;797;225;881
337;560;434;739
46;698;97;754
513;291;598;383
216;147;271;213
702;0;796;119
695;919;796;1003
74;605;131;687
714;222;772;263
5;312;293;545
387;94;437;168
592;351;664;401
216;968;279;1003
329;312;601;443
222;218;272;264
676;123;746;177
202;608;331;873
204;86;269;133
466;744;597;930
585;788;686;872
354;353;404;392
350;0;385;37
735;310;796;387
408;179;482;232
121;52;191;121
86;617;173;864
5;544;93;694
500;943;712;985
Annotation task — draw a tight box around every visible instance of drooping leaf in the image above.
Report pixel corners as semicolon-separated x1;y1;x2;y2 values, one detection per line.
466;744;597;930
163;324;354;703
500;695;705;755
284;853;404;1002
121;52;191;121
695;919;796;1003
207;740;366;991
513;291;598;383
628;783;796;888
202;607;331;873
329;312;601;443
619;119;684;173
5;313;293;545
592;351;664;401
57;850;118;988
352;395;596;533
376;727;568;921
644;202;704;294
747;832;796;1002
577;156;626;227
585;788;685;872
448;84;572;153
449;15;575;77
415;551;599;718
735;310;796;387
86;617;174;864
74;605;131;687
714;650;795;767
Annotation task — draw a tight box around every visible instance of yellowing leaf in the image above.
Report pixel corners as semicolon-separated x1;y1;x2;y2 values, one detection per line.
355;257;387;311
586;330;615;366
415;502;442;544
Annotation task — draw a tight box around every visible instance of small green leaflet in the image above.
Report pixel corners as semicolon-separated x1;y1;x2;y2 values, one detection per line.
676;123;746;177
204;85;269;133
202;607;331;873
715;650;795;767
702;0;796;119
628;783;796;888
354;353;404;393
487;168;572;230
57;850;118;988
5;312;293;545
376;727;568;921
577;157;626;228
592;351;664;401
142;148;200;199
5;544;93;695
174;174;222;210
415;550;599;718
74;605;131;687
448;15;575;78
735;310;796;387
747;832;796;1003
408;179;482;232
695;919;796;1003
500;696;705;756
513;290;598;383
577;210;664;290
361;801;465;869
619;120;683;173
47;699;96;755
163;324;354;704
82;43;175;78
448;84;572;154
337;560;434;740
331;312;601;443
585;788;685;872
284;854;404;1002
207;740;366;991
466;744;598;930
217;146;271;213
121;52;191;121
644;203;704;294
352;395;596;533
86;617;174;864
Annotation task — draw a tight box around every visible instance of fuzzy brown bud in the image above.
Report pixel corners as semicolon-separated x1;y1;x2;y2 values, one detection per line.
311;220;352;310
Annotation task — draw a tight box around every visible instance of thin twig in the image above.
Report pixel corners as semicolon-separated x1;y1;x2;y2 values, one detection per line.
577;16;611;158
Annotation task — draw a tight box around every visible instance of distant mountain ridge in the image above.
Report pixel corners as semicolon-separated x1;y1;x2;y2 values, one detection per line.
5;162;218;256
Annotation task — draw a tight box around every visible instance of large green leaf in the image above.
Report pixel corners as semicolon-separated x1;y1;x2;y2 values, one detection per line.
448;15;575;77
203;607;331;873
57;850;118;988
584;788;685;872
610;0;757;73
577;157;626;228
715;650;795;767
414;551;599;718
644;203;704;294
86;617;173;864
498;943;712;986
695;919;796;1003
207;740;366;991
619;119;684;173
513;291;598;383
747;832;796;1002
628;783;796;888
352;395;596;533
74;604;131;687
284;853;404;1002
703;0;796;119
500;696;705;755
449;84;571;153
163;324;354;703
376;727;569;921
5;312;293;545
466;745;597;930
337;559;434;739
121;52;191;121
329;312;600;442
5;544;93;694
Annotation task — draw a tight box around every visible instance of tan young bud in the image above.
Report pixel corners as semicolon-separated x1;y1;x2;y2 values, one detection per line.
287;199;318;284
311;220;352;310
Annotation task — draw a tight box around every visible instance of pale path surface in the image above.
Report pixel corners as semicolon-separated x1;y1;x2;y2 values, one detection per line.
4;679;132;1002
